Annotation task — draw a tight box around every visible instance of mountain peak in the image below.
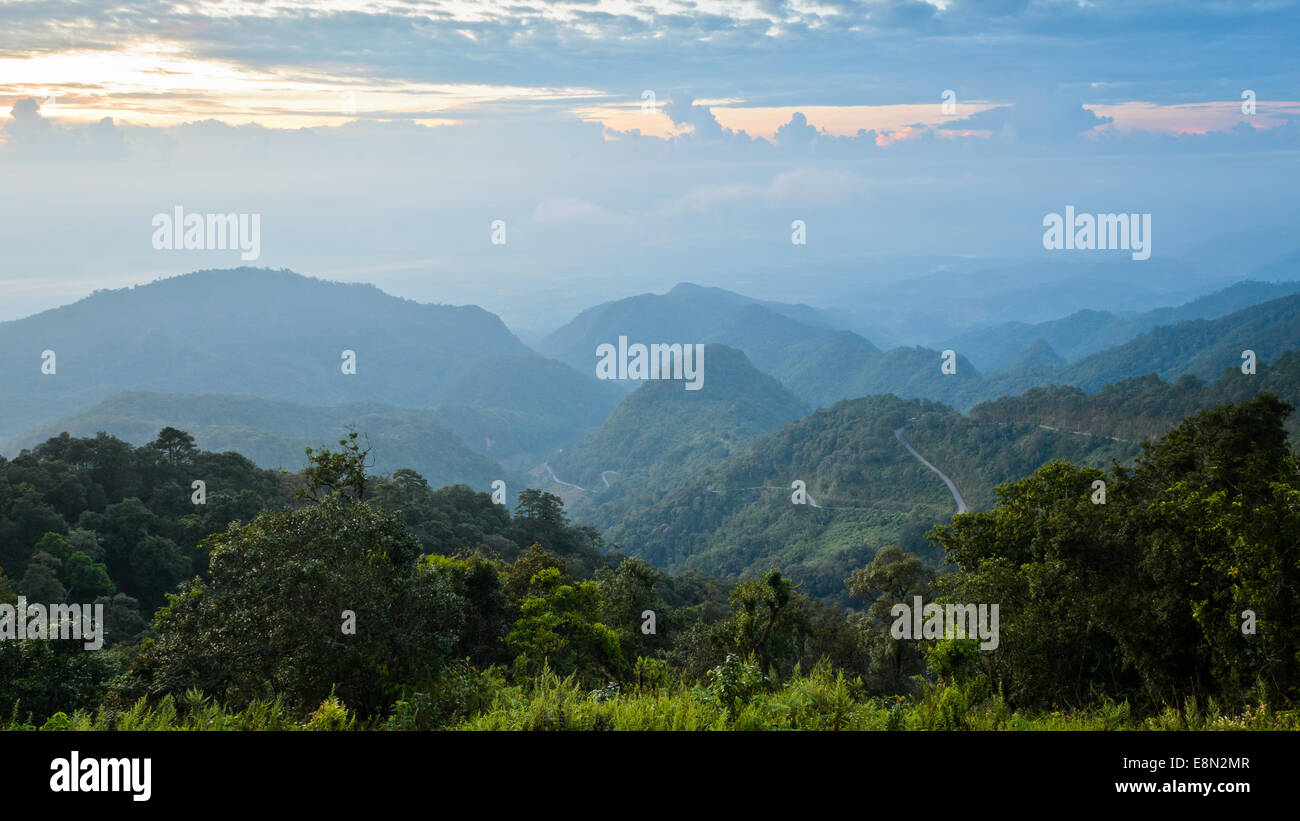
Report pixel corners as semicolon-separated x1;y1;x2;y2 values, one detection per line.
0;267;619;439
1003;338;1065;372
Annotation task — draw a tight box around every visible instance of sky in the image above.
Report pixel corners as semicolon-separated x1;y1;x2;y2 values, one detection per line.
1;0;1299;335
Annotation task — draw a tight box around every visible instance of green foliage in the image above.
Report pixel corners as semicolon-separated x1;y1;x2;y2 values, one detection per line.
551;344;808;491
298;431;371;502
971;351;1300;442
303;690;356;731
595;556;667;663
933;394;1300;711
0;641;128;725
722;570;792;669
846;545;935;695
704;653;771;714
449;665;1300;732
5;368;1300;732
12;669;1300;732
419;552;513;667
0;429;285;620
594;395;958;600
370;479;511;558
382;661;504;730
927;638;982;684
118;494;463;718
506;565;627;686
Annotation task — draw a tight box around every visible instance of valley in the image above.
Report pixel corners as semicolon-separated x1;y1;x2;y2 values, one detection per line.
3;264;1300;601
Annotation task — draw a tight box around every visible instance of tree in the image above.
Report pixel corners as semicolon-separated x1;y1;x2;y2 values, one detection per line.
930;460;1133;708
0;567;14;604
847;545;936;695
17;552;66;602
596;556;667;664
420;552;513;667
1113;394;1300;706
506;566;626;685
298;431;372;503
0;636;124;725
722;570;792;671
931;395;1300;710
148;427;198;466
121;494;464;717
503;544;568;602
63;550;115;600
512;489;567;540
0;484;66;576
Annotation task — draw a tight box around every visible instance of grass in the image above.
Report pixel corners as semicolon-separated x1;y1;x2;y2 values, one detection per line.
10;666;1299;731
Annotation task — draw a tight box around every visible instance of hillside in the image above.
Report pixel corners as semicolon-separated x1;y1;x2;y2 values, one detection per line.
0;267;620;439
536;279;1300;417
844;291;1300;412
539;283;879;398
2;391;520;494
595;349;1300;600
970;350;1300;442
1055;291;1300;391
584;393;1133;599
547;344;809;491
941;279;1300;373
1001;338;1066;372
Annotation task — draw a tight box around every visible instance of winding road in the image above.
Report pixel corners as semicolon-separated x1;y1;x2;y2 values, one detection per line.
894;427;968;515
1037;423;1131;443
541;462;587;493
538;463;620;493
541;432;968;518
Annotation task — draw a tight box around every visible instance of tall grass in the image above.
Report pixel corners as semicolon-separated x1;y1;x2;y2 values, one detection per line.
11;667;1298;731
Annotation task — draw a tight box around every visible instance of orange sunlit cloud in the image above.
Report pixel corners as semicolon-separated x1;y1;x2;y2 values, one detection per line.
710;103;999;139
5;42;1298;144
0;42;605;128
577;100;1002;142
1087;100;1300;135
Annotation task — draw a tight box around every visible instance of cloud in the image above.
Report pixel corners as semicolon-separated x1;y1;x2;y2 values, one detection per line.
2;0;1295;116
0;2;1298;331
528;196;629;226
773;111;821;146
662;94;728;141
941;93;1114;142
2;97;56;145
0;96;125;158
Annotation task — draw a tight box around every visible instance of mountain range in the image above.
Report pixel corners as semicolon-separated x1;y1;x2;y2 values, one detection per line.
0;268;620;444
4;264;1300;560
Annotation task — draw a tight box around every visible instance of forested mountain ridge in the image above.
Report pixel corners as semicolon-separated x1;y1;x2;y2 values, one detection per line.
829;289;1300;412
540;282;848;372
539;278;1300;415
538;283;882;402
585;392;1136;599
4;396;1298;731
2;391;524;494
0;268;621;439
552;344;1300;604
1052;291;1300;391
941;279;1300;372
548;344;808;492
970;350;1300;442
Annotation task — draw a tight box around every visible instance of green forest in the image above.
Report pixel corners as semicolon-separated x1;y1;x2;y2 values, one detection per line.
3;388;1299;731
